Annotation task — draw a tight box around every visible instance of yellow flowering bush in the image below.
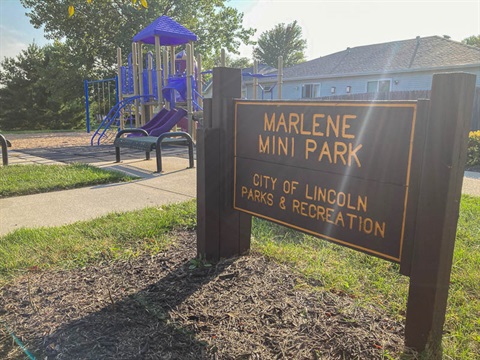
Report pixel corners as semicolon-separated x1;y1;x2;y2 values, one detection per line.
467;130;480;166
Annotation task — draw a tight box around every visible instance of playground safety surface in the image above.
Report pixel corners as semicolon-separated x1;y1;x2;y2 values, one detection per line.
5;131;193;177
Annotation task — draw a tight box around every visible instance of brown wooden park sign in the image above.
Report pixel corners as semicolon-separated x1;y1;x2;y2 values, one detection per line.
196;68;476;356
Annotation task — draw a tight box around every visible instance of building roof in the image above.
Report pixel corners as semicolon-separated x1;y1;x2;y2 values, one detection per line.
283;36;480;80
241;64;278;77
203;63;277;94
133;15;198;46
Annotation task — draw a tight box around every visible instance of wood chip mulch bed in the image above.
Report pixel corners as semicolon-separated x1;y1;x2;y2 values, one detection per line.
0;231;411;359
4;132;91;150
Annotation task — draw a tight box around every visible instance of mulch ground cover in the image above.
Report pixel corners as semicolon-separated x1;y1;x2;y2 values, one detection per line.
0;231;409;359
4;132;91;150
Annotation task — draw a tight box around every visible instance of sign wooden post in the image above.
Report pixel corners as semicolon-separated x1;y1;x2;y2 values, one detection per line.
404;73;476;355
196;98;221;259
197;68;251;260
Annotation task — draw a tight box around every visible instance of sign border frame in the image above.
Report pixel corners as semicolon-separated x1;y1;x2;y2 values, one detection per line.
233;100;418;263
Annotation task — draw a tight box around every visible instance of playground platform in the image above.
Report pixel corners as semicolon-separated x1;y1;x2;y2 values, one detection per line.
0;145;196;236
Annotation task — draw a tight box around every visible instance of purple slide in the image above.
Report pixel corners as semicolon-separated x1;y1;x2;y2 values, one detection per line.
127;108;176;137
150;108;188;137
142;107;170;132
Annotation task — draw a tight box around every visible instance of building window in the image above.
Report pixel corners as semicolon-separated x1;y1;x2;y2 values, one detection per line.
302;83;320;98
367;80;391;93
379;80;391;92
367;81;377;93
330;86;336;94
346;86;351;93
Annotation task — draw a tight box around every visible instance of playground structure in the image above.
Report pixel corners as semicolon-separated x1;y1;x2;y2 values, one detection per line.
90;16;203;146
87;17;285;146
243;57;283;100
84;77;118;133
203;50;284;100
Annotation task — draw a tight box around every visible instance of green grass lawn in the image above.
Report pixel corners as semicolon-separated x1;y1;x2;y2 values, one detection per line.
252;195;480;359
0;164;137;198
0;201;196;284
0;197;478;359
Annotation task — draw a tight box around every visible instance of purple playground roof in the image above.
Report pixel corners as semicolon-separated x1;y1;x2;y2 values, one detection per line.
132;15;198;45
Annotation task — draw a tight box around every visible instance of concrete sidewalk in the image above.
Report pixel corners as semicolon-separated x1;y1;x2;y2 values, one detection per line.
0;169;196;236
463;171;480;197
1;147;196;236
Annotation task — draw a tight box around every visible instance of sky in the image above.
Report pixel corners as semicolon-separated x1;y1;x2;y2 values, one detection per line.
0;0;49;61
0;0;479;62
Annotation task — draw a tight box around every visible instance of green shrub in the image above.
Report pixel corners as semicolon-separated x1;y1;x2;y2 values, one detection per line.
466;130;480;166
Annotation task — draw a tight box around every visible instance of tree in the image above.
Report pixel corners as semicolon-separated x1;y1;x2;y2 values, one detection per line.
20;0;255;72
253;21;306;68
41;40;89;128
462;35;480;48
0;44;47;130
229;56;252;69
212;53;252;69
42;40;91;104
68;0;148;17
0;43;85;131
